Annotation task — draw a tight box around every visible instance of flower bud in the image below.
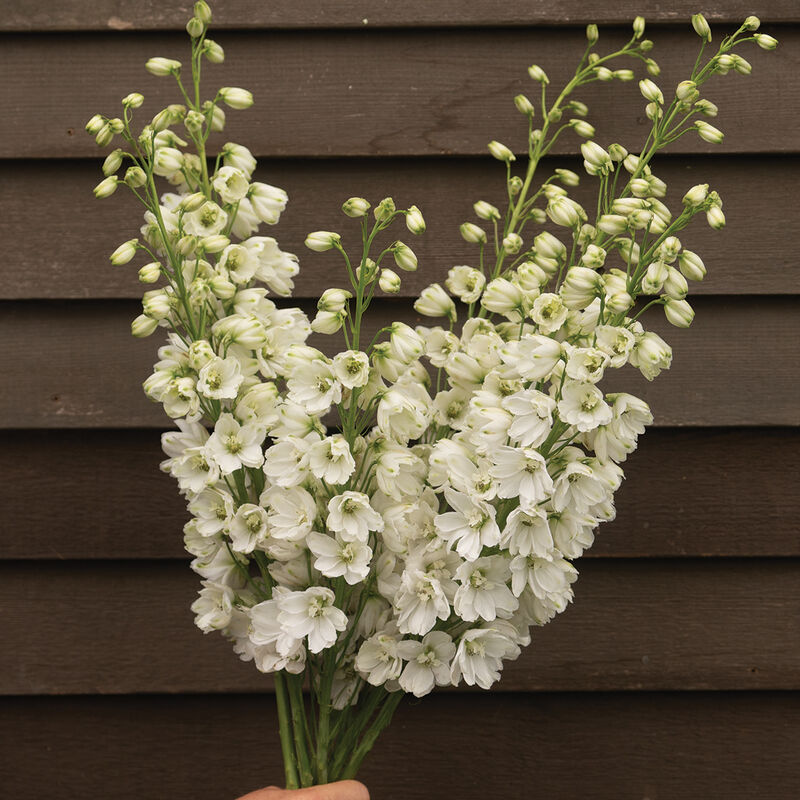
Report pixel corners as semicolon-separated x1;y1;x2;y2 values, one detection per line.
560;266;600;309
706;206;726;230
514;94;534;115
122;92;144;109
528;64;549;84
132;314;158;337
176;235;198;257
695;99;719;117
534;231;566;262
732;55;752;75
678;250;706;281
743;15;760;31
488;140;516;162
664;298;694;327
194;0;212;22
554;168;580;187
605;291;634;314
597;214;629;235
695;120;724;144
208;104;226;132
645;102;662;122
142;289;172;319
460;222;487;244
357;258;378;284
379;268;402;294
188;339;215;371
474;200;501;220
570;119;595;138
754;33;778;50
219;87;253;110
481;278;526;320
95;124;114;147
586;24;599;45
392;242;418;272
662;265;688;300
203;39;225;64
692;13;711;42
405;205;426;235
614;69;635;81
645;58;660;76
682;183;709;208
184;109;205;134
639;79;663;104
110;239;138;265
146;57;181;76
186;16;204;38
508;176;523;196
502;232;523;254
210;274;236;299
547;196;582;228
595;66;613;81
93;176;118;199
318;288;352;312
138;262;162;283
305;231;341;252
581;141;613;176
580;244;606;269
676;80;698;102
415;283;457;321
633;16;646;38
311;309;345;334
641;260;668;294
342;197;370;218
204;235;232;253
86;114;105;135
629;178;651;197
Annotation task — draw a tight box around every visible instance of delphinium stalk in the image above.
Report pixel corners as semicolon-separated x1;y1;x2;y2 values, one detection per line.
87;3;776;789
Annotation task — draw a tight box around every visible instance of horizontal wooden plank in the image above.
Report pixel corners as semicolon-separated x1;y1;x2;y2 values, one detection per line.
5;1;799;31
2;296;798;428
1;559;797;694
2;693;798;799
0;27;791;159
4;155;796;299
3;428;796;560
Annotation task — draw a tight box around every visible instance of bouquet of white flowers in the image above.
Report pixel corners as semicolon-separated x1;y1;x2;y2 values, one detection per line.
87;2;776;788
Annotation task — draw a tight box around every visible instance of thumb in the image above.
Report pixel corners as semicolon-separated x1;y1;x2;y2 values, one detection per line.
237;780;370;800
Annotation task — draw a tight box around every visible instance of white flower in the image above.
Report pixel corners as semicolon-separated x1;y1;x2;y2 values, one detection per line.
277;587;348;653
551;461;608;513
307;532;372;584
327;492;384;542
188;486;234;537
446;266;485;303
171;446;220;494
376;381;431;444
394;569;451;635
249;182;288;224
332;350;371;389
549;509;597;559
530;293;568;334
197;356;243;400
565;347;610;384
510;554;577;608
434;488;501;561
490;446;554;510
500;335;562;381
213;165;249;203
287;359;341;416
308;434;356;485
397;631;456;697
594;325;636;368
414;283;456;320
454;556;518;622
500;507;554;558
630;331;672;380
503;388;555;448
557;382;613;432
262;435;315;488
450;627;520;689
206;413;265;474
355;631;404;686
227;503;269;553
184;201;228;237
261;485;317;541
191;580;235;632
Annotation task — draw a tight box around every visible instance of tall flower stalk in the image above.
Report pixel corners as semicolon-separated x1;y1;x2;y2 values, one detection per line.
87;3;776;788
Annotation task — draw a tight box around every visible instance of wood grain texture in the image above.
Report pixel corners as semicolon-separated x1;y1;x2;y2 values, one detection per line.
5;1;799;30
0;26;791;159
4;155;796;299
1;559;797;695
2;297;798;429
2;693;798;799
2;428;797;560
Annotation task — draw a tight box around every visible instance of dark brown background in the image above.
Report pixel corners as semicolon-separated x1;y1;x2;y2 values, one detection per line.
1;2;798;798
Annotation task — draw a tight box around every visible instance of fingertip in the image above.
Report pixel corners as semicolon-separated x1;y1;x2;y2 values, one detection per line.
336;780;370;800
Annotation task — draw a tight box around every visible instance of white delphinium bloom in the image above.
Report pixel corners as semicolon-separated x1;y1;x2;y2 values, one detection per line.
161;418;209;467
183;200;228;237
355;629;404;686
446;265;486;303
531;292;569;334
326;491;384;542
594;325;636;368
197;356;243;400
420;326;460;368
332;350;371;389
450;627;520;689
548;509;597;559
630;330;672;380
235;382;280;433
557;382;613;432
308;434;356;485
503;388;556;448
500;335;562;381
160;377;200;419
227;503;269;553
206;413;265;474
509;554;578;610
213;165;249;204
261;485;317;542
262;435;316;488
286;358;342;416
389;322;425;363
500;506;555;558
277;586;348;654
394;568;451;635
490;446;554;509
370;436;424;501
248;592;307;671
376;380;431;443
432;387;471;430
191;544;248;588
183;519;221;560
415;283;456;321
188;486;234;537
454;555;518;622
249;182;289;225
247;237;300;297
610;392;653;441
551;461;608;513
218;244;258;285
397;631;456;698
307;532;373;584
191;580;235;632
434;488;501;561
378;491;439;554
171;445;220;494
565;346;611;384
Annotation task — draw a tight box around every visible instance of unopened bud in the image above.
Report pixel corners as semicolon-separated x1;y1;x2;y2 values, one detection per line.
474;200;501;220
342;197;370;218
405;205;426;235
379;268;402;294
374;197;396;222
201;235;230;253
508;176;523;196
514;94;534;115
93;176;118;198
676;80;698;102
528;64;549;84
415;283;456;320
219;87;253;109
633;16;646;38
554;168;580;187
706;206;726;230
138;262;162;283
664;298;694;327
203;39;225;64
595;67;613;81
318;288;352;312
95;124;114;148
392;242;418;272
678;250;707;281
460;222;487;244
186;16;204;38
305;231;341;252
311;310;345;334
110;239;138;265
743;15;760;31
645;58;660;76
86;114;105;135
683;183;709;207
639;79;663;104
692;13;712;42
122;93;144;109
547;197;582;228
570;119;595;138
132;314;158;337
732;55;752;75
597;214;629;235
695;120;724;144
754;33;778;50
502;232;523;254
488;140;516;162
146;57;181;76
586;24;599;45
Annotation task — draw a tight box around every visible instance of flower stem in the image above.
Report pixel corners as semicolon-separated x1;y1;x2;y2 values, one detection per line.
273;671;300;789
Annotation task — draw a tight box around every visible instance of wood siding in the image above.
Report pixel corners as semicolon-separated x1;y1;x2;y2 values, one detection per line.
1;4;798;799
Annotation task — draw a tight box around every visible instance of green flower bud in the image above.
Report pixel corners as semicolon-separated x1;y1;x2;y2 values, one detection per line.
633;16;646;39
528;64;549;84
305;231;341;252
342;197;371;217
102;149;124;176
110;239;138;265
474;200;501;220
374;197;396;222
508;176;523;196
93;176;118;199
586;24;599;45
186;16;204;38
138;262;162;283
85;114;105;135
219;87;253;109
460;223;487;244
132;314;158;338
122;93;144;109
692;13;712;42
754;33;778;50
194;1;212;23
488;140;515;162
405;205;426;235
124;166;146;188
392;242;418;271
514;94;534;115
743;15;760;31
146;57;181;76
379;268;401;293
203;39;225;63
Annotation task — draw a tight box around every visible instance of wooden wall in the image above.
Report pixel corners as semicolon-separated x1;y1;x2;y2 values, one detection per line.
1;2;798;798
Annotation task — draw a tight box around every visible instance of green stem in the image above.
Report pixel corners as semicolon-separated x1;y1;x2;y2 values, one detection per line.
287;674;315;787
274;672;300;790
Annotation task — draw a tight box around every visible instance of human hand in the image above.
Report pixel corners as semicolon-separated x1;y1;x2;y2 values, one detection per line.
236;780;369;800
